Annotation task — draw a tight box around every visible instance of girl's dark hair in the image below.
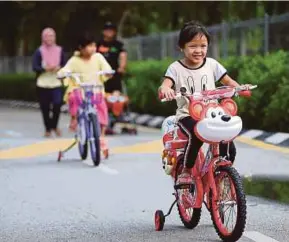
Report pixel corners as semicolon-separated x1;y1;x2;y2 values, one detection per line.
178;20;210;48
77;32;96;50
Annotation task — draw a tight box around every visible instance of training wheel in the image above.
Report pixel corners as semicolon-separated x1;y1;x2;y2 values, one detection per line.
57;151;63;162
154;210;165;231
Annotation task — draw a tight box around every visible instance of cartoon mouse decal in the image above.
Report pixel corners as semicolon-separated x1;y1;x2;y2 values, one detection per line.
189;97;242;143
161;87;242;145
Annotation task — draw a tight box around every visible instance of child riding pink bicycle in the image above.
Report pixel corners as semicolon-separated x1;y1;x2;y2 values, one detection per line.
58;33;113;152
156;20;254;241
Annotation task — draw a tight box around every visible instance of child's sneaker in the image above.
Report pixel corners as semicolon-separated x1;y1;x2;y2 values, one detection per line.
100;138;108;150
100;138;109;159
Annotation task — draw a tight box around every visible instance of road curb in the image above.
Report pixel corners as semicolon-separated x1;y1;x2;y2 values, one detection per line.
242;175;289;204
1;99;289;148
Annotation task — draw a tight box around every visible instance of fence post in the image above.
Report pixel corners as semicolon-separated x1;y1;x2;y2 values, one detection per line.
136;35;143;60
239;29;247;56
211;34;220;59
264;13;270;55
221;21;229;59
160;33;167;60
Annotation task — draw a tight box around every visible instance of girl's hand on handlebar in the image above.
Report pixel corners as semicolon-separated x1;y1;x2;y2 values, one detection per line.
105;74;113;79
159;86;175;101
240;84;252;90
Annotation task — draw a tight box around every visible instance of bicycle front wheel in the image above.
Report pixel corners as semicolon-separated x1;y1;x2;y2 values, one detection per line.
89;113;101;166
210;166;247;241
77;116;88;160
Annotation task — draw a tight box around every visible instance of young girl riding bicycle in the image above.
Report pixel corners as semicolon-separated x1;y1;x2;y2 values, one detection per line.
58;33;113;151
159;21;251;186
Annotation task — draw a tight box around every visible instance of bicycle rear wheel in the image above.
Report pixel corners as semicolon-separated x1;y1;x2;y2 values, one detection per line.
89;113;101;166
77;116;88;160
210;166;247;241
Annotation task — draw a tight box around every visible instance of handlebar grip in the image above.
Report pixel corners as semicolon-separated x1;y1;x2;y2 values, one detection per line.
160;94;182;102
237;85;257;97
97;70;116;75
239;90;251;98
249;85;258;90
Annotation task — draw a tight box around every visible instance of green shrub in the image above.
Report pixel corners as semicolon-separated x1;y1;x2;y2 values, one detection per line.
0;73;36;101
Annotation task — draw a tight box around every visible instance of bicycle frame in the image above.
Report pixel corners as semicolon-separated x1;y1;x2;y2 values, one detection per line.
191;143;233;209
76;85;102;143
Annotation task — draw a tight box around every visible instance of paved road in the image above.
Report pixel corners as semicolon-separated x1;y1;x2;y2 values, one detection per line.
1;107;289;242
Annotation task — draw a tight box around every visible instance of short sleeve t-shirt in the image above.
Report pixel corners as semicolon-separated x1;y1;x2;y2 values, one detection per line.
97;39;126;70
57;52;112;102
164;57;227;121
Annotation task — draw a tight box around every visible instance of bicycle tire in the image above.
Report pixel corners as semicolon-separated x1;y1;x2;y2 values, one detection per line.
77;116;88;160
89;113;101;166
210;166;247;241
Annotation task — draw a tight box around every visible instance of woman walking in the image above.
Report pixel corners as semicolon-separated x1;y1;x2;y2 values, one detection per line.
32;27;66;137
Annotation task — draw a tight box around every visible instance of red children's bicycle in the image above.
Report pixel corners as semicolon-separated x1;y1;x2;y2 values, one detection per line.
155;85;257;241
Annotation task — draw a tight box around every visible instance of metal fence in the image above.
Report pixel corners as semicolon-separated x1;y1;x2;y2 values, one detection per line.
1;12;289;74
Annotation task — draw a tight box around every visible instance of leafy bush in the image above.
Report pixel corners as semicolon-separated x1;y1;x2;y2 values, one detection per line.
0;73;36;101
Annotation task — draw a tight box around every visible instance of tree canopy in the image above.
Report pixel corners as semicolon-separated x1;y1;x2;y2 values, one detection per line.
0;1;288;56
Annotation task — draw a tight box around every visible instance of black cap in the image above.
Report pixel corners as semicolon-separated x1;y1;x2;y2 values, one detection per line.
103;22;117;31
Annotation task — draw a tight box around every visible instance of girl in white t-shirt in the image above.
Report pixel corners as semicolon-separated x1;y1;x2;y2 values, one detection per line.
159;21;251;193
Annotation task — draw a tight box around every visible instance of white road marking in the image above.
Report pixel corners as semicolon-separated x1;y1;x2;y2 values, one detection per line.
5;130;23;137
244;231;280;242
98;164;119;175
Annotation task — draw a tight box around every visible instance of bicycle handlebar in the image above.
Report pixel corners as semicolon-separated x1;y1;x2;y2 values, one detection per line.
160;85;258;102
57;70;115;87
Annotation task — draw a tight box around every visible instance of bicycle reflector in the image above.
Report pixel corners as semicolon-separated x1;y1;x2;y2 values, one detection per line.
220;99;238;116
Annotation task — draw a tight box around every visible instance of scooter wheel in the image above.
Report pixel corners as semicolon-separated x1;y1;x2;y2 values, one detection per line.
155;210;165;231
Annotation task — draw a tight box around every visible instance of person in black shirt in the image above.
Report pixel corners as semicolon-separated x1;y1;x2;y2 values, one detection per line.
97;22;127;93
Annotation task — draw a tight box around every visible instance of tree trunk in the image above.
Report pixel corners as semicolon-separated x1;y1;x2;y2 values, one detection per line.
117;10;130;40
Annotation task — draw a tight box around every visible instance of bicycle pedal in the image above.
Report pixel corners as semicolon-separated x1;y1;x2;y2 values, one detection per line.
174;184;192;190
